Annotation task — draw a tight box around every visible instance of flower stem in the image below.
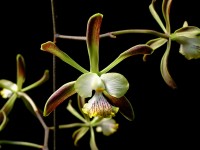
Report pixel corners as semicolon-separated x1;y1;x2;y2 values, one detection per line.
56;29;169;40
18;92;49;150
0;140;43;149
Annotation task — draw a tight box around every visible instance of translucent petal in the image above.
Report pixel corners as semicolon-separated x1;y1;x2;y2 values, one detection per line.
0;80;18;93
96;118;119;136
179;37;200;60
100;73;129;98
75;73;104;98
82;92;119;118
43;81;76;116
173;26;200;38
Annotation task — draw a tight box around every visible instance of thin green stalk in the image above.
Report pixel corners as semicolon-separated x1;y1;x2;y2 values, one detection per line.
56;29;169;40
49;123;88;130
0;140;43;149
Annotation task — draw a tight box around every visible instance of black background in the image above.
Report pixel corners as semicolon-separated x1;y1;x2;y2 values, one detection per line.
0;0;199;150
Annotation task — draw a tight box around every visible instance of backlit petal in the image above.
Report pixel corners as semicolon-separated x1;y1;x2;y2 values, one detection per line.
96;118;119;136
101;73;129;98
75;73;105;98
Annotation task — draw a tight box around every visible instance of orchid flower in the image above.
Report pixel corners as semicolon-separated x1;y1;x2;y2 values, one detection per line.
144;0;200;89
0;54;49;131
95;118;119;136
41;13;153;120
0;54;49;149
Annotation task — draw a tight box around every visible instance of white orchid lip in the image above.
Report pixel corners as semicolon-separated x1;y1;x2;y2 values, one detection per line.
75;72;105;98
82;92;119;118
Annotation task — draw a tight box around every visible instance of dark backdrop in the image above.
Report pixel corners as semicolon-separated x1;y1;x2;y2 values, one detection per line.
0;0;199;150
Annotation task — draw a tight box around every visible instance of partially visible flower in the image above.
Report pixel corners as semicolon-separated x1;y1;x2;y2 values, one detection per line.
170;24;200;60
96;118;119;136
58;100;119;149
0;54;49;131
0;83;18;99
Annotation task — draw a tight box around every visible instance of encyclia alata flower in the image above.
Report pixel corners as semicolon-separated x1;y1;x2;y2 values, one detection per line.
0;54;49;131
41;13;153;120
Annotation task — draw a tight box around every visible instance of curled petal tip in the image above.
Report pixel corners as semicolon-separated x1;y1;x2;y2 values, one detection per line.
40;41;57;51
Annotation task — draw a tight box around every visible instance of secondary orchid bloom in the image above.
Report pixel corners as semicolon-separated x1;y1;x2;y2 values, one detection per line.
58;99;119;149
0;54;49;131
41;13;153;120
96;118;119;136
170;21;200;60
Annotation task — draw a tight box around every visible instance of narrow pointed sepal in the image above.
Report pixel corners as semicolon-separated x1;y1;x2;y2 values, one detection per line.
16;54;26;90
86;13;103;73
100;44;153;74
162;0;172;32
0;94;17;131
43;81;76;116
41;41;88;73
0;111;8;131
72;127;89;146
149;0;167;33
160;40;177;89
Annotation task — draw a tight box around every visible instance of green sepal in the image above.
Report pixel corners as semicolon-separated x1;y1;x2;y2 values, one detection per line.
160;40;177;89
86;13;103;73
100;44;153;74
72;127;89;146
41;41;88;73
143;38;168;61
16;54;26;90
0;111;8;131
